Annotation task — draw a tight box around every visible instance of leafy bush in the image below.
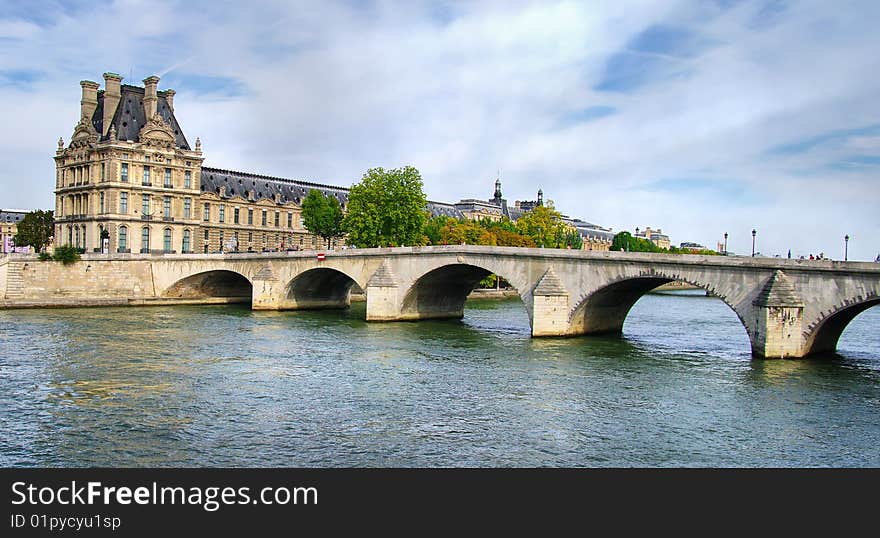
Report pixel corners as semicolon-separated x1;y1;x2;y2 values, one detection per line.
38;252;52;261
52;245;81;265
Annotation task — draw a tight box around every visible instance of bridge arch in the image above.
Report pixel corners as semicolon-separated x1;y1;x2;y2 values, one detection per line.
162;269;253;301
284;267;362;310
568;275;749;339
400;262;525;320
804;295;880;355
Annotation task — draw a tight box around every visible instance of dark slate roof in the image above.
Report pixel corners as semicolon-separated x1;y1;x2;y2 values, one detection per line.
91;85;190;149
426;201;464;219
200;167;350;207
201;166;468;218
1;209;28;224
566;218;615;241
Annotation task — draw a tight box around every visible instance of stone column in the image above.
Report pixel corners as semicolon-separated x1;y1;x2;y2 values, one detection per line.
531;267;571;337
365;261;401;321
751;270;806;358
251;262;283;310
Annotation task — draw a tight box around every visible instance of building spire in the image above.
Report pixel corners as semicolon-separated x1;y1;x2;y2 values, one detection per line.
493;169;502;202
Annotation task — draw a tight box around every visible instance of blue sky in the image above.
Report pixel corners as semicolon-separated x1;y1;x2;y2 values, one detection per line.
1;0;878;260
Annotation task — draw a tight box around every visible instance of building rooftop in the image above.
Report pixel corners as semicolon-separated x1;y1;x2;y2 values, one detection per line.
92;84;190;149
200;166;465;218
1;209;28;224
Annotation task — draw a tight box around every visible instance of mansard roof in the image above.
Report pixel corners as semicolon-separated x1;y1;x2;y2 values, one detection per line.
1;209;28;224
91;85;190;149
200;167;349;207
200;166;465;218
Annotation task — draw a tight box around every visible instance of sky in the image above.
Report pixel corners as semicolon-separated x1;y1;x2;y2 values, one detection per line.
1;0;878;260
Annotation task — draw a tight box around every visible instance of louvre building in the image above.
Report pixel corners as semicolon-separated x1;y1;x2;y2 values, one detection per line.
54;73;613;254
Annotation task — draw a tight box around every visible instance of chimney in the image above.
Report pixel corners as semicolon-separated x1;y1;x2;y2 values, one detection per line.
80;80;100;120
164;89;175;112
102;72;123;137
143;75;160;119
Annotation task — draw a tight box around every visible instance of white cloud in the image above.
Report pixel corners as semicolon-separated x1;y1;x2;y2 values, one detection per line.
1;0;878;260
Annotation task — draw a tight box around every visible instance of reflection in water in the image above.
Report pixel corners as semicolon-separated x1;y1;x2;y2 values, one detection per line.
0;295;877;467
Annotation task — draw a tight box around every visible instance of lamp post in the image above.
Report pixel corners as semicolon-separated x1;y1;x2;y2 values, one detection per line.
751;229;756;257
845;234;849;261
723;232;728;254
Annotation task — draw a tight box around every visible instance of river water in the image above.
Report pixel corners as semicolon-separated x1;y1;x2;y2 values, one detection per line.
1;291;878;467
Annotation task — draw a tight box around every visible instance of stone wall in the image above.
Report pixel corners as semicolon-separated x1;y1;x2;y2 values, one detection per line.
1;255;155;305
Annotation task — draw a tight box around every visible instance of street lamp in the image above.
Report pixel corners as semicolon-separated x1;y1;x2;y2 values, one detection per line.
845;234;849;261
751;229;756;257
723;232;728;254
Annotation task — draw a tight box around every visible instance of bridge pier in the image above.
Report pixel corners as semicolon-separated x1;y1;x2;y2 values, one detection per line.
747;271;807;358
251;279;285;310
530;268;571;337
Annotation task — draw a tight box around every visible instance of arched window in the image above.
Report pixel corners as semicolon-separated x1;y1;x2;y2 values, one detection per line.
142;227;150;253
182;229;191;253
75;226;80;248
163;228;172;253
119;226;128;251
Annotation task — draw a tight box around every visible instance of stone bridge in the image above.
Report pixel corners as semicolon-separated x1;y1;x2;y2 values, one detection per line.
3;246;879;358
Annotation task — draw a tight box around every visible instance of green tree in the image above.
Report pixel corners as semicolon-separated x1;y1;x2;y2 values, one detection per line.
611;231;662;253
13;209;54;252
515;205;568;248
301;189;344;248
563;229;583;250
343;166;427;248
422;215;452;245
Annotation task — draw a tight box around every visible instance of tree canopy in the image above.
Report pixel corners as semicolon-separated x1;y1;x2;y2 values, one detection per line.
514;205;569;248
343;166;427;248
13;209;54;252
301;189;344;248
611;231;719;255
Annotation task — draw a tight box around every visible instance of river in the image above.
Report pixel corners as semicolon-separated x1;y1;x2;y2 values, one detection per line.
1;291;878;467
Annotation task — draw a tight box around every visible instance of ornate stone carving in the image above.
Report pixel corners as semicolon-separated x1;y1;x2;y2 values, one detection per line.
138;113;176;149
70;115;99;148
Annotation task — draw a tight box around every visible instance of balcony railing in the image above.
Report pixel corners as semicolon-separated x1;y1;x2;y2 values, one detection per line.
141;215;152;221
162;216;175;222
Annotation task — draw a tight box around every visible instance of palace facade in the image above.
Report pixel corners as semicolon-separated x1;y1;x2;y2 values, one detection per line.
54;73;353;254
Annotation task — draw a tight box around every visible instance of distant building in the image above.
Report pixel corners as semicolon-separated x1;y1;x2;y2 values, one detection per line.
1;209;28;253
564;218;614;251
680;241;706;252
634;226;671;250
